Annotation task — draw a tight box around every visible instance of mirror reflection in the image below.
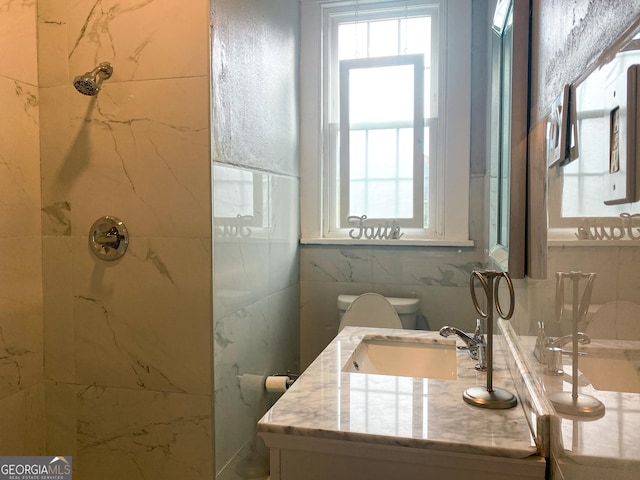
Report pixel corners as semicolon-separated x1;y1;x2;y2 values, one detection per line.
213;164;269;238
549;32;640;230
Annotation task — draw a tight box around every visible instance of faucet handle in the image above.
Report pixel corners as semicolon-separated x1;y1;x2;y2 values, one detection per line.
473;318;483;340
474;343;487;371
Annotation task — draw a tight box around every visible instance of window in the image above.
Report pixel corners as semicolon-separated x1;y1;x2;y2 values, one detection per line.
301;0;472;245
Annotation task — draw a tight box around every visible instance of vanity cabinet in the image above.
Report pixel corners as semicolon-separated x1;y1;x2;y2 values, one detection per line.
262;433;545;480
258;328;546;480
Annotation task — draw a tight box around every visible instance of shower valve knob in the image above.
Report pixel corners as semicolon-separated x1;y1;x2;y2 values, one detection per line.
89;216;128;261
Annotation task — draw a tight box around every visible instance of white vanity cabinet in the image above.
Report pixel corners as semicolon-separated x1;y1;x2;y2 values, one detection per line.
258;328;546;480
261;433;545;480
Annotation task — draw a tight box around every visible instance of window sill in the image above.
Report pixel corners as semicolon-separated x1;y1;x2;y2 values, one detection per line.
300;237;475;247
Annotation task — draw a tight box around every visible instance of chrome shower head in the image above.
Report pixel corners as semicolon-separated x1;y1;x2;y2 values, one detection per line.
73;62;113;96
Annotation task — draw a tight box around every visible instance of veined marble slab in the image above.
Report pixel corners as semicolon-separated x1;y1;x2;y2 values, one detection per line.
519;334;640;472
259;327;539;459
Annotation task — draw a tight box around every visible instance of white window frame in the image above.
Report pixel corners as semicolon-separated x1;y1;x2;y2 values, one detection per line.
338;54;425;229
300;0;472;246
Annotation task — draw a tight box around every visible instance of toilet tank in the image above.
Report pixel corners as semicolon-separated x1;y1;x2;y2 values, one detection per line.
337;294;421;329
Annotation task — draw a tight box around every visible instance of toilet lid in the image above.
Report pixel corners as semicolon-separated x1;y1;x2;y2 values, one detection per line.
339;293;403;331
337;294;420;314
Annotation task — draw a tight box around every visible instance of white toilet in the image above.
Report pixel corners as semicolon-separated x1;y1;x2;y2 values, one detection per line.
337;293;421;332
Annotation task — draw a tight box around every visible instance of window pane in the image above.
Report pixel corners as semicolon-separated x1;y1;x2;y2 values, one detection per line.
398;180;414;217
350;180;366;215
350;130;367;179
360;180;413;218
398;128;413;177
339;23;368;60
368;129;398;179
368;180;398;218
369;20;399;57
403;17;431;61
350;65;414;124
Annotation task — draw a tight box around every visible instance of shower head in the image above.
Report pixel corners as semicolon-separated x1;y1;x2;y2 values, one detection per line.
73;62;113;96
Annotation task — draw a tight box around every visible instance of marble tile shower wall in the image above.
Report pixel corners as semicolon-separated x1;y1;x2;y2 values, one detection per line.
35;1;213;479
0;0;44;455
212;165;300;479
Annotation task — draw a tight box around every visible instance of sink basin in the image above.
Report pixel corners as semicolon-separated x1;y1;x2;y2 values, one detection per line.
343;336;457;380
578;348;640;393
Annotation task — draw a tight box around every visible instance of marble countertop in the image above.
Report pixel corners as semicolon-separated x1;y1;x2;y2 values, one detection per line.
258;327;539;459
519;336;640;469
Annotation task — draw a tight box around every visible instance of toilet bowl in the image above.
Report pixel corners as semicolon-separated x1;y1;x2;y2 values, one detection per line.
337;293;421;332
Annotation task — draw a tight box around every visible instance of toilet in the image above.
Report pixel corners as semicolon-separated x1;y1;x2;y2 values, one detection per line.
337;293;421;332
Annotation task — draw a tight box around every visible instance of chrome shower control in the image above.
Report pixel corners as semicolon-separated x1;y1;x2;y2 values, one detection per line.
89;216;128;261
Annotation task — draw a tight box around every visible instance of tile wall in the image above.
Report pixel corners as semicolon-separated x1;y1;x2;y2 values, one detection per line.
1;0;213;478
0;0;44;455
210;1;300;479
41;0;213;473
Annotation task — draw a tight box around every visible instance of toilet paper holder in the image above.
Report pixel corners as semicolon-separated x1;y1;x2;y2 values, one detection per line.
267;372;299;391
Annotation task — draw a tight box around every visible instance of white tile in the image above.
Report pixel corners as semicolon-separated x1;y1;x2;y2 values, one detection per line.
37;0;69;87
0;384;45;455
0;77;41;237
76;385;213;480
56;76;210;237
39;85;73;236
43;237;75;383
44;380;78;459
0;0;38;85
72;236;212;394
269;174;300;294
301;246;373;284
67;0;209;82
0;237;43;399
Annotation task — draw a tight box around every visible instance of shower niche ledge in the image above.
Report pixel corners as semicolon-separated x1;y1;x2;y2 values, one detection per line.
258;328;545;480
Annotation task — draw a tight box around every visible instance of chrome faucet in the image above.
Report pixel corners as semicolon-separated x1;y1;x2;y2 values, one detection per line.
534;328;591;362
439;319;486;370
549;332;591;349
534;332;590;375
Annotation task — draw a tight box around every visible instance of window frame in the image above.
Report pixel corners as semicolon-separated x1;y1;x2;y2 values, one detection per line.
300;0;472;246
338;54;425;229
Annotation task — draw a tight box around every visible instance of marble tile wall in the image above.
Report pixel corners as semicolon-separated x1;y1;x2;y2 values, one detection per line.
210;2;300;478
0;0;44;455
212;166;300;479
36;0;213;478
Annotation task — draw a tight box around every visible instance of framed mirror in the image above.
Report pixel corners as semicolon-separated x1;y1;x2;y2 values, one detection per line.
548;21;640;238
488;0;530;278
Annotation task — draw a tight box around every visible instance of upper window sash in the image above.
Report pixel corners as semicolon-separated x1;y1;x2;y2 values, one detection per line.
338;54;425;228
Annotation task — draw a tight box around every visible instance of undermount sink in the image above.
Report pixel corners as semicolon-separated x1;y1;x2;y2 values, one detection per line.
342;335;458;380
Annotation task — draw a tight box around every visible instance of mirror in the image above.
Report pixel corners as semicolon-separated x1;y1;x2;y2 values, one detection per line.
548;26;640;234
212;164;270;239
488;0;529;278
